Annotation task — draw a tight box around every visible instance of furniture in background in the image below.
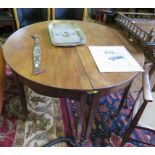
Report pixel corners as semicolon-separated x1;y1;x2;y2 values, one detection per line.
52;8;87;21
3;20;144;145
96;8;117;24
115;11;155;102
115;12;155;61
0;9;16;31
115;12;155;45
0;46;5;114
13;8;51;29
95;9;131;24
87;8;99;19
120;62;155;146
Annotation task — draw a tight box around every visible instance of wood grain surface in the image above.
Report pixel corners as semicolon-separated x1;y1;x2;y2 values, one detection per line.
3;20;144;92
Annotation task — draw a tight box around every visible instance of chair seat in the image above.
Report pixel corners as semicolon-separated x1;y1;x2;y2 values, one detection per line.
134;92;155;130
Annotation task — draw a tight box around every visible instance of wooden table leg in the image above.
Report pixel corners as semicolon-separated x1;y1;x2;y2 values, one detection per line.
15;74;29;120
84;92;101;142
117;82;132;113
45;93;88;146
76;93;87;143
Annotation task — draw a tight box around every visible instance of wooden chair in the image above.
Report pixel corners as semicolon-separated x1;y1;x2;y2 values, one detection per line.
13;8;51;29
0;46;5;114
52;8;87;21
120;62;155;146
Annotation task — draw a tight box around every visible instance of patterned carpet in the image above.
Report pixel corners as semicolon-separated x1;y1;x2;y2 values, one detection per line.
0;66;155;147
62;91;155;147
1;66;66;147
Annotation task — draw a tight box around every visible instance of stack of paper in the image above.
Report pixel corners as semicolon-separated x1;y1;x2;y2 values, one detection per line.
48;22;86;46
89;46;143;72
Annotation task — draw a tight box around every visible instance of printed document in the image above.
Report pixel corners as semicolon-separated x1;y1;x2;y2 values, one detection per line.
89;46;143;72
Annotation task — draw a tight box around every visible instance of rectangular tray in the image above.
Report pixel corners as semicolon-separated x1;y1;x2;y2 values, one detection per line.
48;22;86;46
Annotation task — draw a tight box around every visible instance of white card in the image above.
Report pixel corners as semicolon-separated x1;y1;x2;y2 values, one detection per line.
89;46;143;72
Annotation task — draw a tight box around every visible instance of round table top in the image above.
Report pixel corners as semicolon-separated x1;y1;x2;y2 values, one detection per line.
3;20;144;92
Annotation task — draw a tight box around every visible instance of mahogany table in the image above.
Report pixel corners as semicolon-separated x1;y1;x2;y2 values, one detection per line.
3;20;144;146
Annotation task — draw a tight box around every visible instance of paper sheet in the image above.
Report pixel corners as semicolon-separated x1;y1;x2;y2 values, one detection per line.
89;46;143;72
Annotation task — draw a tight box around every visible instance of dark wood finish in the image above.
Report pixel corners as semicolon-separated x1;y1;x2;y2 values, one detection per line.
120;100;148;146
117;82;132;114
76;93;87;143
3;20;144;144
85;91;101;141
15;74;29;120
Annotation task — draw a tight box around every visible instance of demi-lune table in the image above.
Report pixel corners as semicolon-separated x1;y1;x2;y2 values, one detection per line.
3;20;144;146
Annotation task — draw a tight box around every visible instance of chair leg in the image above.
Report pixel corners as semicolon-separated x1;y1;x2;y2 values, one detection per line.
120;129;131;146
120;119;137;146
120;100;148;146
